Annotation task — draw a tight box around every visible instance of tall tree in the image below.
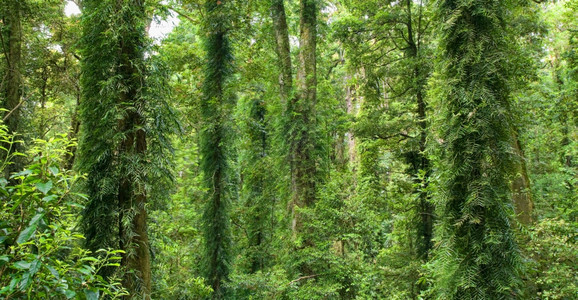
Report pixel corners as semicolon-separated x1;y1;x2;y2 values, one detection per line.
200;0;234;297
289;0;318;239
1;0;24;177
78;0;165;297
429;0;524;297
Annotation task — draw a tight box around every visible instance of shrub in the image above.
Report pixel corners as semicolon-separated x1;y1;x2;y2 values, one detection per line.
0;126;127;299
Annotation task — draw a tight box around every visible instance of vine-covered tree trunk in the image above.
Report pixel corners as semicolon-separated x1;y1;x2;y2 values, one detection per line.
117;1;151;293
201;1;233;298
240;94;270;273
430;0;523;298
79;0;152;298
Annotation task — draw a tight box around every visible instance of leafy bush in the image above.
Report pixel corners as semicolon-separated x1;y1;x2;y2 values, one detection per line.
526;218;578;299
0;126;126;299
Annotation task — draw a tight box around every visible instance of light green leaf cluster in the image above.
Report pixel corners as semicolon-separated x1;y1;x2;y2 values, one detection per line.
0;125;127;299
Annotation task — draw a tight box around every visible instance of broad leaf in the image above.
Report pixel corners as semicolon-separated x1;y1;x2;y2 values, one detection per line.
35;180;53;195
16;224;37;244
84;289;99;300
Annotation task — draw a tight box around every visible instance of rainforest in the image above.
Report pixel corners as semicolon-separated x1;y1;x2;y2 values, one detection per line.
0;0;576;299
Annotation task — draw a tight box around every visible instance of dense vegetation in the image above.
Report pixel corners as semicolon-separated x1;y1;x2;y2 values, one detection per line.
0;0;576;299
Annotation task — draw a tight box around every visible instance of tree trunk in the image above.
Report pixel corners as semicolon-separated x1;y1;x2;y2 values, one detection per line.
290;0;317;238
431;1;523;296
64;94;81;170
2;0;24;177
243;96;269;273
118;114;150;299
512;133;533;225
405;0;433;263
346;77;357;165
116;0;151;297
271;0;292;106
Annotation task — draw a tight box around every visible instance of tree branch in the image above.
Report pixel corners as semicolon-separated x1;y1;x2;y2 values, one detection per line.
288;274;318;285
3;98;26;122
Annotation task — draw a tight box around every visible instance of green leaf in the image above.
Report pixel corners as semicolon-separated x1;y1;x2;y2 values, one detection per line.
42;194;58;202
0;255;8;268
80;257;99;262
16;224;37;244
84;289;99;300
29;213;44;226
35;180;53;195
8;277;18;291
13;261;31;270
46;265;59;279
19;272;30;291
63;290;76;299
48;166;59;176
29;259;41;276
78;266;93;275
0;178;7;188
11;169;32;178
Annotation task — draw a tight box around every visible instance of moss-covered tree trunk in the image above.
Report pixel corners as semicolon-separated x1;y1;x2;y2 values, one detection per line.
290;0;317;237
2;0;24;177
271;0;293;106
512;133;533;225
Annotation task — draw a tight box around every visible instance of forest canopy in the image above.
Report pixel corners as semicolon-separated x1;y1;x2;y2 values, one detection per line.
0;0;576;299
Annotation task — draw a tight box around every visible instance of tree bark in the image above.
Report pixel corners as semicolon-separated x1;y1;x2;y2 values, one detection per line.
512;133;533;225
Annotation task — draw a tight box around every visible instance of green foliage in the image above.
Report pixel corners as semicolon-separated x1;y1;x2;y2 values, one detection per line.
235;89;274;273
227;267;289;299
517;0;577;222
526;218;578;299
149;138;212;299
0;126;126;299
